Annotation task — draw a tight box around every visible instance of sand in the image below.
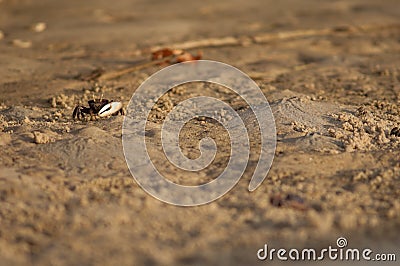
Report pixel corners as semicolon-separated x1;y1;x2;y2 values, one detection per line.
0;0;399;265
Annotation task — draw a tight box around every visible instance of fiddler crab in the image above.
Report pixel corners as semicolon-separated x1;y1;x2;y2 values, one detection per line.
391;127;400;137
72;94;125;121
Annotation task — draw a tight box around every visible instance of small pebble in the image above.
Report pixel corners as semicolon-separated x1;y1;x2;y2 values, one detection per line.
0;30;4;40
12;39;32;48
23;116;31;124
50;97;57;108
32;22;46;33
33;131;50;144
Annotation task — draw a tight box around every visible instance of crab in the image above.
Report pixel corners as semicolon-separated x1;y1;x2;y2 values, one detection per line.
390;127;400;137
72;96;125;121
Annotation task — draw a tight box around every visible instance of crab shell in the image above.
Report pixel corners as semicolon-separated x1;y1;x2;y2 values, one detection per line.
98;102;123;117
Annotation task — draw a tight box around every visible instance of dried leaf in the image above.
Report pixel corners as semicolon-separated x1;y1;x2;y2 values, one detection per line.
151;48;202;64
174;51;203;63
151;48;183;60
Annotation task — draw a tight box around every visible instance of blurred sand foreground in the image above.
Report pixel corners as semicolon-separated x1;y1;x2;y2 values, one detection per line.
0;0;399;265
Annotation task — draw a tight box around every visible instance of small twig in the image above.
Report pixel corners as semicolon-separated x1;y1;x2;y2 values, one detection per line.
253;28;333;43
149;23;400;51
87;23;400;81
150;36;242;51
97;55;176;81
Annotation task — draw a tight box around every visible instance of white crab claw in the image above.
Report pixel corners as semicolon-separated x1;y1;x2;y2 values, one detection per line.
99;102;123;117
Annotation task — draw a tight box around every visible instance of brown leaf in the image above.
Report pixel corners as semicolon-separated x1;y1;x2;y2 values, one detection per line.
174;50;203;63
151;48;183;60
151;48;202;64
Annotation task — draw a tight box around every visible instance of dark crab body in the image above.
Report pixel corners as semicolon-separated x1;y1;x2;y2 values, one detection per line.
390;127;400;137
73;98;124;120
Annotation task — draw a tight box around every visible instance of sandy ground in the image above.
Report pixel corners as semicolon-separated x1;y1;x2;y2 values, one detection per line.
0;0;400;265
